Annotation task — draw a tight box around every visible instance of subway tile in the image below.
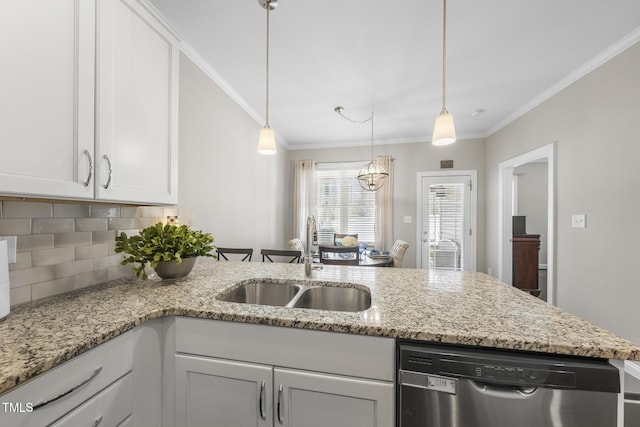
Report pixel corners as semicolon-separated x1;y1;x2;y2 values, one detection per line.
8;252;32;271
107;218;135;230
2;201;52;218
108;265;135;281
92;230;116;244
31;247;75;267
53;203;90;218
92;254;123;270
55;259;93;278
54;232;92;248
16;234;54;252
91;205;120;218
75;269;108;289
9;266;55;287
0;202;3;217
32;277;76;300
133;217;157;229
0;219;32;235
120;206;164;218
75;218;107;232
32;218;74;234
10;285;31;306
119;206;142;218
75;243;108;260
107;241;117;255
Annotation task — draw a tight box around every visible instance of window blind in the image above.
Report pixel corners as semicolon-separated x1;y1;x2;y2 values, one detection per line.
428;182;465;270
316;162;376;246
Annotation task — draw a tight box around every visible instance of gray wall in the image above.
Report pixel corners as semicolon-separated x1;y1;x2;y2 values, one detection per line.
289;139;486;269
485;41;640;344
177;53;291;256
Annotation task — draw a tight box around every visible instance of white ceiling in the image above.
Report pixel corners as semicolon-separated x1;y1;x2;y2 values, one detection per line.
148;0;640;150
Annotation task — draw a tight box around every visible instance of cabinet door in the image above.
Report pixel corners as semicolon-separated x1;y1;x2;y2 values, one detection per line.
0;0;95;199
175;355;273;427
96;0;179;204
274;368;394;427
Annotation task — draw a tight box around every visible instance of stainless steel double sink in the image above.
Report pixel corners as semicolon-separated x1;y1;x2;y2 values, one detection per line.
217;280;371;312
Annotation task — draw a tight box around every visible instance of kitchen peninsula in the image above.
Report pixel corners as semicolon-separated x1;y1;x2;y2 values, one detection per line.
1;259;638;425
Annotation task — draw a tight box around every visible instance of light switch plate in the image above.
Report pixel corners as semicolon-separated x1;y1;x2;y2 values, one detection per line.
572;214;586;229
0;236;17;263
403;216;412;224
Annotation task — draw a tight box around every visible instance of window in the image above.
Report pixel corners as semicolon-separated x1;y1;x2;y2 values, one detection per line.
315;162;376;246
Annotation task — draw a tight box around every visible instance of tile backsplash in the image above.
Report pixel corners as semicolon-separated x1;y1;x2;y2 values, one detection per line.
0;200;193;306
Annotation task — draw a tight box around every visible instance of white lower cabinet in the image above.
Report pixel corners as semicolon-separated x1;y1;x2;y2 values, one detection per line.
172;317;395;427
175;354;394;427
0;331;133;427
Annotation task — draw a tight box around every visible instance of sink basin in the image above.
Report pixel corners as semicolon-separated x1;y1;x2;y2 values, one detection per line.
293;286;371;312
218;282;300;307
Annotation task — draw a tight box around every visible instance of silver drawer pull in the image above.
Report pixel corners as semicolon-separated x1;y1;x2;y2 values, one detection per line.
82;150;93;187
102;155;112;189
33;366;102;410
93;415;103;426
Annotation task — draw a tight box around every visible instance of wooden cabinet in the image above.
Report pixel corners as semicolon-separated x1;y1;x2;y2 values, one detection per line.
0;0;179;205
172;317;395;427
512;234;540;292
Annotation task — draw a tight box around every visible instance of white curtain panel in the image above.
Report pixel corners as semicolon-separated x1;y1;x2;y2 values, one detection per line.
375;156;394;251
293;160;317;248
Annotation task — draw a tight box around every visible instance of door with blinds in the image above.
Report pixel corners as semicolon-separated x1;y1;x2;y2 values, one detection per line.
417;171;477;271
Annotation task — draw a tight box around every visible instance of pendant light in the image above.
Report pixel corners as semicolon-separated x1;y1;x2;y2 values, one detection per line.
335;106;389;191
432;0;456;146
257;0;278;155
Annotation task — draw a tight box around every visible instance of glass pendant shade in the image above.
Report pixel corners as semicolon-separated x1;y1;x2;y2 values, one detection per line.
258;126;276;155
358;161;389;191
432;111;456;146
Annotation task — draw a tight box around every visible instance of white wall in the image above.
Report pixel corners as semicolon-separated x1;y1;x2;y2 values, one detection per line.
289;139;486;269
485;42;640;344
177;53;290;256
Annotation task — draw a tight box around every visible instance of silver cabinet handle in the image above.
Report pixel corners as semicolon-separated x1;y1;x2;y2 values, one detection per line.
277;384;284;424
82;150;93;187
93;415;103;426
102;155;112;189
258;380;266;420
33;366;102;410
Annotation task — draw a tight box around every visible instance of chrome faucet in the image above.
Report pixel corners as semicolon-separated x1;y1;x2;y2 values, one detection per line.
305;215;317;277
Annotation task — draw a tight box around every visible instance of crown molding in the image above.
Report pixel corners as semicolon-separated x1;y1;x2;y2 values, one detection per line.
486;28;640;137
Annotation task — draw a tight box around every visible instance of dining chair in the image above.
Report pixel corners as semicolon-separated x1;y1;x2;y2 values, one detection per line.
216;247;253;261
333;233;358;246
261;249;302;263
390;240;410;268
319;245;359;266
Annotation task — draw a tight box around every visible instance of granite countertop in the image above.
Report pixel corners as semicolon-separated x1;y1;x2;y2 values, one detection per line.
1;258;640;394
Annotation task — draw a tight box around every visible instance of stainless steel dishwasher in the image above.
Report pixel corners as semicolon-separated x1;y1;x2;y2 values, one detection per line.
398;342;620;426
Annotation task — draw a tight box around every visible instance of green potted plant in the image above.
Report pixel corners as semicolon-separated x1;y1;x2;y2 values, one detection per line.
115;223;216;280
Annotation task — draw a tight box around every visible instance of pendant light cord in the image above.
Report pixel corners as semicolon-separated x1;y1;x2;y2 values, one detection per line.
441;0;447;114
265;1;270;126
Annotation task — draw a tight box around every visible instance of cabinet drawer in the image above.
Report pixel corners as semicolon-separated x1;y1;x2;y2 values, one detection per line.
50;372;133;427
0;332;133;427
175;317;394;382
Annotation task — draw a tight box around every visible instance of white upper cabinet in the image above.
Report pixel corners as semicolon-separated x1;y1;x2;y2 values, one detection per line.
96;0;179;204
0;0;179;205
0;0;95;200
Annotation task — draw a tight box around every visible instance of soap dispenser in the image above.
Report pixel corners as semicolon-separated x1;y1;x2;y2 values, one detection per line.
0;241;10;320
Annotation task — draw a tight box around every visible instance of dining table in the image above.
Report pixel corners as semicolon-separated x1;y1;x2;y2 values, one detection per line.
312;248;393;267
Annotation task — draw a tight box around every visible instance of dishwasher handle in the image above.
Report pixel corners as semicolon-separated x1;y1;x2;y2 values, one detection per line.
470;379;538;397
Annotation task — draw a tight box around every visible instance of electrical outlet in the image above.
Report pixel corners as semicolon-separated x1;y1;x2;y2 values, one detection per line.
0;236;17;263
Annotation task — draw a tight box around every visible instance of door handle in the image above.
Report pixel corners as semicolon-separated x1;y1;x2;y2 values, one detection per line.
258;380;266;420
277;384;284;424
82;150;93;187
102;155;112;189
